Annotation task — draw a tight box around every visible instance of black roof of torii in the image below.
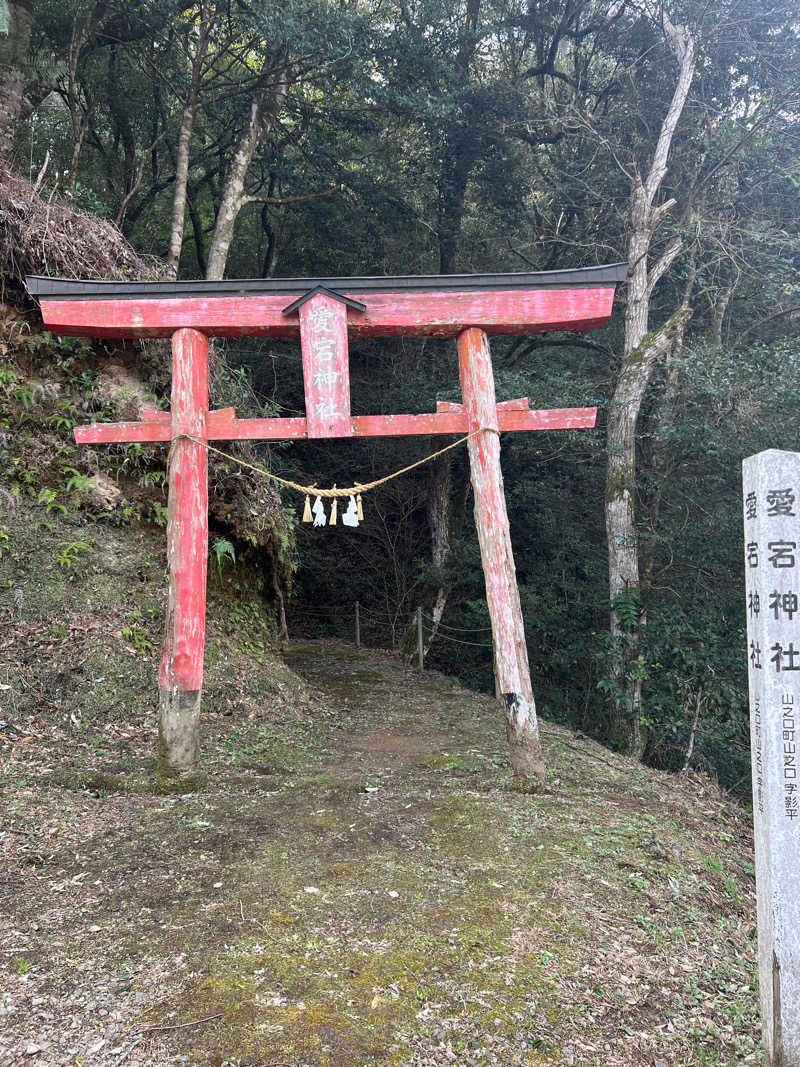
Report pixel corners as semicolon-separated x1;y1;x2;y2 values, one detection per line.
26;262;627;301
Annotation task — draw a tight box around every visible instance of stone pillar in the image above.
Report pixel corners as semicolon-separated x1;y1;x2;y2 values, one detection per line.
743;448;800;1066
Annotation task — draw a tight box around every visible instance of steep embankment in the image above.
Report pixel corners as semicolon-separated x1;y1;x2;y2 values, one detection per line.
0;495;306;757
2;607;761;1067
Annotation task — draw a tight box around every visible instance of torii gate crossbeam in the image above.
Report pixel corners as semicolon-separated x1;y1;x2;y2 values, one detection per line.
28;263;626;784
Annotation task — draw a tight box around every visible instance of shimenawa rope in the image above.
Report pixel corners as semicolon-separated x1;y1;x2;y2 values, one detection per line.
174;427;494;499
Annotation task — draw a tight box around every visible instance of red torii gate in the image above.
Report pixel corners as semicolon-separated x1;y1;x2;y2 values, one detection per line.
28;264;625;783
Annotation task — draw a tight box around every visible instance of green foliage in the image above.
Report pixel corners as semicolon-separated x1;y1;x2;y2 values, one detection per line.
37;487;66;515
138;469;166;489
62;466;92;495
47;402;79;431
118;444;150;471
211;537;236;584
56;540;90;568
120;624;154;655
0;365;21;393
12;384;34;411
150;501;168;526
611;589;641;631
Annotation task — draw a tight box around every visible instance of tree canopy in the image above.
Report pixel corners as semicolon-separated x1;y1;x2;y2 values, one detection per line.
3;0;800;789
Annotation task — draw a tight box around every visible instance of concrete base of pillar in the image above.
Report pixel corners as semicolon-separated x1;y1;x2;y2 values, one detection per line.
158;687;202;776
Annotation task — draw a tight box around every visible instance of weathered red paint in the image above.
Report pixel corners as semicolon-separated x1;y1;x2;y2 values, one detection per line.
74;405;597;445
39;286;614;339
351;408;596;435
298;294;352;437
205;407;236;436
458;327;543;779
436;396;531;413
157;327;208;695
51;270;618;780
76;420;172;444
458;328;521;697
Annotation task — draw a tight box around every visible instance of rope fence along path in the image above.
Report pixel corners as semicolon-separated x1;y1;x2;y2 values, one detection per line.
287;601;496;659
421;612;492;634
423;627;493;649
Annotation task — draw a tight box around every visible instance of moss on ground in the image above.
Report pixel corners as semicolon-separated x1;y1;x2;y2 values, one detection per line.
0;502;762;1065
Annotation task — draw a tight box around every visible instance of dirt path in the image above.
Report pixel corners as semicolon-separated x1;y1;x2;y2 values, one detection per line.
285;640;502;764
1;641;761;1067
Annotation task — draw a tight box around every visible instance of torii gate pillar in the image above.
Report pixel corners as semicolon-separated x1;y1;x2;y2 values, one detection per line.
458;327;543;780
157;328;209;773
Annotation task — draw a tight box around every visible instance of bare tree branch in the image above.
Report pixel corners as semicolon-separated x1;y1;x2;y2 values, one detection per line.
239;187;337;207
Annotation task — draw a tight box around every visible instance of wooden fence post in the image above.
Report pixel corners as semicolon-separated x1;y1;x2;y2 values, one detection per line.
157;327;209;775
417;607;424;672
355;600;361;648
457;327;545;785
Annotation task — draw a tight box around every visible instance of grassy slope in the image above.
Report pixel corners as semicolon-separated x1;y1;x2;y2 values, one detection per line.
1;499;761;1067
0;319;761;1067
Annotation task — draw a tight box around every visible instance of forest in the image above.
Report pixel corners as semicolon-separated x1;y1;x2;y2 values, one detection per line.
2;0;800;795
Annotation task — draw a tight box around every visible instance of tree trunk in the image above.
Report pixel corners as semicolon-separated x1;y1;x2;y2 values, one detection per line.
605;307;692;752
436;0;481;275
604;11;697;757
260;197;284;278
0;0;35;163
641;266;696;597
272;567;289;643
186;184;208;275
166;5;211;277
710;281;734;348
681;685;703;774
437;137;476;275
205;73;290;281
423;452;452;656
165;95;199;276
64;7;93;187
